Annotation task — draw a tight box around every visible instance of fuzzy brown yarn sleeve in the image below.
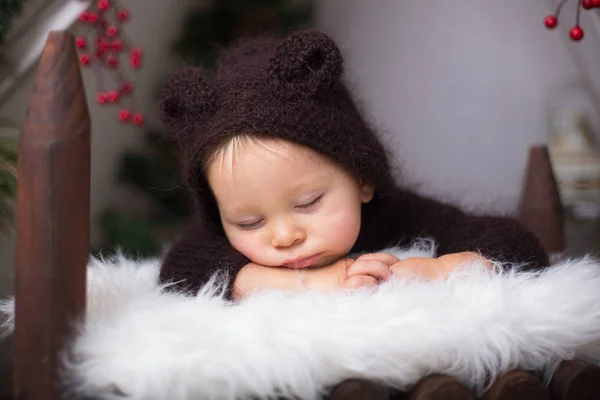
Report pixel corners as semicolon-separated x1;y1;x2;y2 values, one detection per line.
404;191;549;269
159;217;249;298
358;190;549;270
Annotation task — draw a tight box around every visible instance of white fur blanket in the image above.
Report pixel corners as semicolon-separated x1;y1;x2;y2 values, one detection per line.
1;243;600;400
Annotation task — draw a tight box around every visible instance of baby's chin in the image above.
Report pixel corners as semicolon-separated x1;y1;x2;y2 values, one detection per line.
310;255;346;268
289;254;348;269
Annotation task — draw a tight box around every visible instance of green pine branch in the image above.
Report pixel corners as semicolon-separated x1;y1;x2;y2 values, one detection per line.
98;210;162;258
174;0;314;67
0;136;17;232
0;0;24;46
116;132;191;221
0;0;23;232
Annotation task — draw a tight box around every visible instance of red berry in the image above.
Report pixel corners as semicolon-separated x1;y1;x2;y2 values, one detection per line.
97;0;109;11
131;48;143;58
80;54;91;65
79;11;89;21
132;113;144;125
87;12;98;22
570;26;584;41
107;90;120;102
97;92;108;104
112;40;123;52
106;55;118;68
129;57;141;69
96;41;108;56
593;0;600;7
544;15;558;29
118;108;130;121
97;38;109;52
106;26;119;36
121;82;133;94
583;0;594;8
75;37;86;49
117;9;129;22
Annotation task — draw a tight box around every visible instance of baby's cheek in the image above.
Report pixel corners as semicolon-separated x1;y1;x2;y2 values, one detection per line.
323;205;362;249
230;233;282;267
227;232;264;263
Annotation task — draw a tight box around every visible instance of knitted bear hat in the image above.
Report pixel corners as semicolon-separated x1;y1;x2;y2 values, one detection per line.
159;29;396;233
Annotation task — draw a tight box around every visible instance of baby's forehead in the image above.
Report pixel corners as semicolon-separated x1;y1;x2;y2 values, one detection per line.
207;137;334;192
208;141;334;212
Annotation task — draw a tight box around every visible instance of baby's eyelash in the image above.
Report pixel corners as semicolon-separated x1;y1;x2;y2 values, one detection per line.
296;194;323;211
237;219;264;231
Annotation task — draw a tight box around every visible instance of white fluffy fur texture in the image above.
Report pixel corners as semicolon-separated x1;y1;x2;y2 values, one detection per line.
2;242;600;400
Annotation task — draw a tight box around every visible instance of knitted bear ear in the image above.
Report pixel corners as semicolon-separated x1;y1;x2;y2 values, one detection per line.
159;67;215;135
268;30;343;100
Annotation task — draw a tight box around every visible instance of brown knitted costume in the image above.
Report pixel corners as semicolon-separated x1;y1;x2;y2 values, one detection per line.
158;29;548;298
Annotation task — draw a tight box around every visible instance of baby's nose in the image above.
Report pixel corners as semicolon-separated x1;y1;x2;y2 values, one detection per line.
271;222;306;248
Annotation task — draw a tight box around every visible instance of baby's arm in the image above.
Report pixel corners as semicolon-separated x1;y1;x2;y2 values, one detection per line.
233;251;493;300
233;253;397;300
390;251;494;280
232;262;314;299
379;190;549;270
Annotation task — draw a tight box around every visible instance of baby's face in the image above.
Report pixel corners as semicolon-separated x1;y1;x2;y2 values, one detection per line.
206;138;374;269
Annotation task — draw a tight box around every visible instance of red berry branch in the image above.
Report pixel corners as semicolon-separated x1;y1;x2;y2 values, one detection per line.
76;0;144;126
544;0;599;41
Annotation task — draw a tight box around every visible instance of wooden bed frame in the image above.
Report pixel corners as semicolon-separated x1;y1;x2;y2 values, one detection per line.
8;31;600;400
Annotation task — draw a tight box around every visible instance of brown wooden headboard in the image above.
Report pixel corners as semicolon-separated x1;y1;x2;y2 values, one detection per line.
8;30;598;400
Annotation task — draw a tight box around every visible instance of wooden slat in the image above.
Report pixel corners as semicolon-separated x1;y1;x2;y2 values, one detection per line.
327;378;390;400
550;359;600;400
12;31;90;399
480;370;548;400
407;375;474;400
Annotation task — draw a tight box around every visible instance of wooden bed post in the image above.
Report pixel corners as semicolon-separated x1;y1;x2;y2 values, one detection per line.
518;145;565;255
12;31;90;399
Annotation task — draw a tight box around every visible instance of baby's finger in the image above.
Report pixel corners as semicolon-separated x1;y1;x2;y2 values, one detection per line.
343;274;378;289
356;252;399;266
348;260;390;281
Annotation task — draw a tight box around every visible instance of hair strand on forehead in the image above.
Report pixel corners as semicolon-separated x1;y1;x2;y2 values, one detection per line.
204;134;301;174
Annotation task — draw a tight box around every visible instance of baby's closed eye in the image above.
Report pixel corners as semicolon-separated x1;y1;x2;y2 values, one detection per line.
295;193;323;211
235;218;265;231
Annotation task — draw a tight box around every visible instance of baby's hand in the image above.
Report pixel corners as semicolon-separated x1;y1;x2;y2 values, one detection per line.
306;252;398;292
390;251;493;280
343;252;399;289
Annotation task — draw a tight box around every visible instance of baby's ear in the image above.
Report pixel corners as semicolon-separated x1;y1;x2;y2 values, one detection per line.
358;178;375;204
159;67;215;141
267;29;343;100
